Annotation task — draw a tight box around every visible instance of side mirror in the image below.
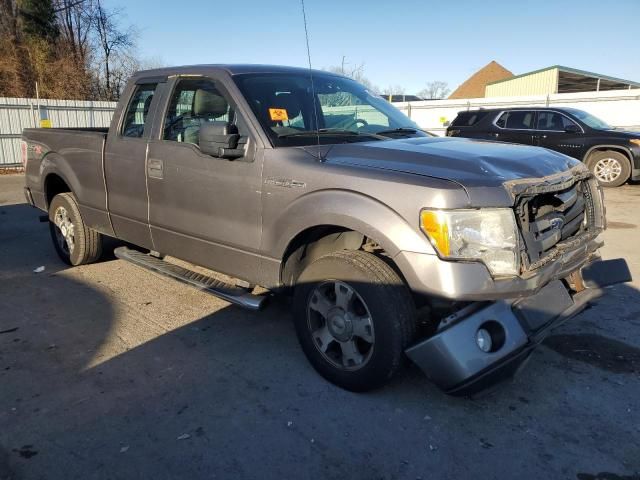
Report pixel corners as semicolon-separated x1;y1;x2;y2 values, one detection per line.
564;124;581;134
199;122;243;159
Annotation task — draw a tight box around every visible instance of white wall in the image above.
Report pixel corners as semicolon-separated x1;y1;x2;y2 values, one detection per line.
0;97;116;165
394;89;640;136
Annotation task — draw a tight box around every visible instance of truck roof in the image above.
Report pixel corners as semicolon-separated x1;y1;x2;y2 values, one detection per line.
133;64;343;80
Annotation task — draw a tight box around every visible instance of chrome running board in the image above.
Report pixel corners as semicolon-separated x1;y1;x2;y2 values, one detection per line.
114;247;267;311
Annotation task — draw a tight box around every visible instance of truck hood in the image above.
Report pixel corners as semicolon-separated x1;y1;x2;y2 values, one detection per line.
323;136;583;206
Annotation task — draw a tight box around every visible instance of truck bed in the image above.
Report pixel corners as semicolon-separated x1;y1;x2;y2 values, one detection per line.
22;127;110;233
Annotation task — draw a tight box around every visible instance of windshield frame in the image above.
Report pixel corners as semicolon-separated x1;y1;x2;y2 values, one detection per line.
232;72;422;147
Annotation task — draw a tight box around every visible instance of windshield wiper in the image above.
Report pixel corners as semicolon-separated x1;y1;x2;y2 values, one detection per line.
374;127;418;135
278;129;386;140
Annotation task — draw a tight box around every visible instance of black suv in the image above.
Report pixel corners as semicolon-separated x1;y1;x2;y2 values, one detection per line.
447;107;640;187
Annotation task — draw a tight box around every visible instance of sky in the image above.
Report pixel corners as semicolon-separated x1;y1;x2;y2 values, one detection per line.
103;0;640;94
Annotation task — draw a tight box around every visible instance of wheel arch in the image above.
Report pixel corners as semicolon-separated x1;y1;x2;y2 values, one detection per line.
274;191;435;288
44;172;72;208
40;153;82;209
280;225;366;288
583;145;633;166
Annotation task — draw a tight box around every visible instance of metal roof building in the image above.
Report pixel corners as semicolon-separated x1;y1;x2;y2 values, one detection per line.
485;65;640;97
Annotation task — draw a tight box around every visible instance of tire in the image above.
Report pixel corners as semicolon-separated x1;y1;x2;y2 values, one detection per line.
293;250;416;392
48;192;103;266
586;150;631;188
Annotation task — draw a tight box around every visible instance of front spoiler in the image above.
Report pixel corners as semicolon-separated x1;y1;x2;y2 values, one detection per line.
405;258;632;396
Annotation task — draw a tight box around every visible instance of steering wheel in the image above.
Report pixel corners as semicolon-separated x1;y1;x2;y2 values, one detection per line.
344;118;368;130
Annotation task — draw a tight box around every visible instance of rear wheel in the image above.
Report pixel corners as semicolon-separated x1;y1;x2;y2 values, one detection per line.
293;250;416;392
49;192;103;265
587;150;630;188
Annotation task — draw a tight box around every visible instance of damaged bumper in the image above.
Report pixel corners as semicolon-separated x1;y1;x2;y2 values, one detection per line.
405;258;632;396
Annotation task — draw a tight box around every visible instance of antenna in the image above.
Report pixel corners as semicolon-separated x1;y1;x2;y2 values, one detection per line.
300;0;320;148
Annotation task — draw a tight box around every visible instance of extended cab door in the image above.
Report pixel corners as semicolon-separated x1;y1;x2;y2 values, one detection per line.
146;75;264;280
533;110;585;159
491;110;536;145
104;78;166;249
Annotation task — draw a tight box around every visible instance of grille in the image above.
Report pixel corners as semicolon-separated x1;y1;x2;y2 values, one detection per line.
516;179;595;268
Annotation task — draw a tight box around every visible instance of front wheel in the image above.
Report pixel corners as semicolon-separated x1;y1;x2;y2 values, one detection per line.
587;150;631;188
293;250;416;392
49;192;103;266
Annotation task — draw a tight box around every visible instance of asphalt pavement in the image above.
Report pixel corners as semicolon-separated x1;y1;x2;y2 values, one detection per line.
1;174;639;480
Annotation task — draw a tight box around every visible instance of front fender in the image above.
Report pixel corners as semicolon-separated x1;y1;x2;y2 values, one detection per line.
264;189;436;260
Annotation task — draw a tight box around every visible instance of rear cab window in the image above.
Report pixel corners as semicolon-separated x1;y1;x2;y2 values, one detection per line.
121;83;158;138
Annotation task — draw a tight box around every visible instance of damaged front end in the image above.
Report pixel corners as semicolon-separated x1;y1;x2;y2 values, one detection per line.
406;166;632;395
510;166;605;274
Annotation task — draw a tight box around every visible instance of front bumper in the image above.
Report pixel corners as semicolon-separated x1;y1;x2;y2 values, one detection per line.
395;233;604;301
405;257;632;395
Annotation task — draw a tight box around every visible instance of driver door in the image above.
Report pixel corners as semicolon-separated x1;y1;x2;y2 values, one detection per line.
533;110;585;159
146;75;264;280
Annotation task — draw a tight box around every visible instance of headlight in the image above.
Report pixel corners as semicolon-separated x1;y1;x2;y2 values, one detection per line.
420;208;519;276
630;139;640;147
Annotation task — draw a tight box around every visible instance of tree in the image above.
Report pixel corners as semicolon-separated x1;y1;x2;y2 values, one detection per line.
92;0;136;100
0;0;23;97
55;0;94;68
0;0;141;100
381;84;406;96
0;0;20;40
19;0;59;40
417;81;450;100
325;56;380;94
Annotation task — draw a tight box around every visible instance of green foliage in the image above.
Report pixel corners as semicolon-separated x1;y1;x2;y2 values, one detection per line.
0;0;141;100
18;0;59;40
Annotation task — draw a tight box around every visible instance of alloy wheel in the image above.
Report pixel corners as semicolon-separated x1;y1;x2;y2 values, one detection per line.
306;280;375;370
53;206;75;255
594;157;622;183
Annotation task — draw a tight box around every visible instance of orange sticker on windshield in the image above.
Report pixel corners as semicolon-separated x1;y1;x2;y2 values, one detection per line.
269;108;288;121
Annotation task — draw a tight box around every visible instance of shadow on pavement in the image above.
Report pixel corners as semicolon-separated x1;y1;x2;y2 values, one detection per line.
2;202;640;479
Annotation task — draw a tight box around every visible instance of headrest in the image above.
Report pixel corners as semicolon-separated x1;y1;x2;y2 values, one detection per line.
272;92;301;120
193;89;228;117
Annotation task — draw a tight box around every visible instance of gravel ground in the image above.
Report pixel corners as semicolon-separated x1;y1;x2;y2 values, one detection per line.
1;174;639;480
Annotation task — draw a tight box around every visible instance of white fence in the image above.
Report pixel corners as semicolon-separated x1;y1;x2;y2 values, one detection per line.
396;89;640;136
0;97;116;165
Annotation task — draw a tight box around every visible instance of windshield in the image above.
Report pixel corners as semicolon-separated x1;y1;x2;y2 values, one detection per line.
233;72;424;147
566;108;613;130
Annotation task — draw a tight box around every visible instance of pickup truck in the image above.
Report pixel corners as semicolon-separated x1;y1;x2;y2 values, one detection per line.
22;64;631;394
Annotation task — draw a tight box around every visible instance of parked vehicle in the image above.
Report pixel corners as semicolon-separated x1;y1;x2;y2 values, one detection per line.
381;94;424;102
22;65;631;394
446;107;640;187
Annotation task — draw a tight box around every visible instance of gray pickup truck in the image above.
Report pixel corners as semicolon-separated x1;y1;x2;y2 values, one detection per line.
22;64;631;394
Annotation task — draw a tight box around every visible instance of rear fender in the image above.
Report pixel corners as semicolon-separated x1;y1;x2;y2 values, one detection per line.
40;153;81;208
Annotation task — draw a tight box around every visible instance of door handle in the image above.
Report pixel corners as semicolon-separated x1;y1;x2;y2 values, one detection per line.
148;158;163;179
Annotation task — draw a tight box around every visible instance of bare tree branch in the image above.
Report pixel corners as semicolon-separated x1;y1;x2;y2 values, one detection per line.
417;81;450;100
92;0;136;100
